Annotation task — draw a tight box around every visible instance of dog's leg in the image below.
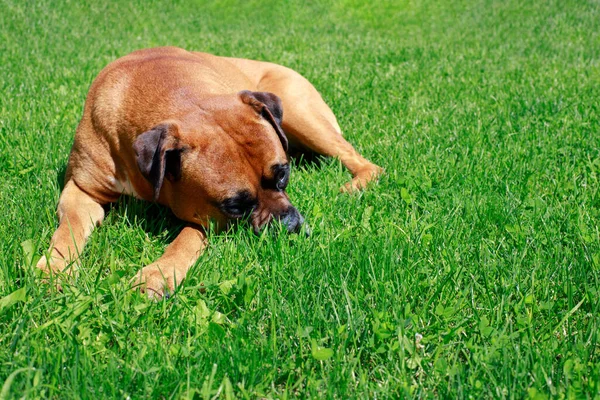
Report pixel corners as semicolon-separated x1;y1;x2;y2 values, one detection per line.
258;65;383;192
135;225;207;299
36;180;105;277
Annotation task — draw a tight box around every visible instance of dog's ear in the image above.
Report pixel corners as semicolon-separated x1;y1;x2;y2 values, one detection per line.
239;90;288;152
133;122;182;201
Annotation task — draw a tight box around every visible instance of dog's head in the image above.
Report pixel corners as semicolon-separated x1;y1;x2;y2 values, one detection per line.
133;90;304;234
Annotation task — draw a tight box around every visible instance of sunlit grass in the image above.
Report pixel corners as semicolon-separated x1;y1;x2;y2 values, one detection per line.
1;0;599;397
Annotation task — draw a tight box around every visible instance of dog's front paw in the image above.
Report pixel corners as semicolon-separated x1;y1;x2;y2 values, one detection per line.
36;254;65;274
341;164;384;193
134;264;179;300
35;254;78;291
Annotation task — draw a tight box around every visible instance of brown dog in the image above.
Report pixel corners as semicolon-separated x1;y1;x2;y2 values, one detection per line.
36;47;382;298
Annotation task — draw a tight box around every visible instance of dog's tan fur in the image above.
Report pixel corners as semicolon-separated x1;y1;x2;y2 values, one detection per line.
37;47;382;298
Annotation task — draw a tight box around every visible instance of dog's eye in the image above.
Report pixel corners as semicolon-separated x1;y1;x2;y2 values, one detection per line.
276;168;289;190
262;163;290;191
220;190;257;218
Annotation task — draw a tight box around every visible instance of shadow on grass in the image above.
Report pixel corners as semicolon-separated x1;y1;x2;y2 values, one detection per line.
56;165;67;191
289;147;325;169
54;164;184;243
106;198;186;244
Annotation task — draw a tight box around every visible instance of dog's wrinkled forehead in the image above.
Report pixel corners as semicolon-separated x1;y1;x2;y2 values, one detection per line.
237;126;286;166
204;91;287;155
184;127;285;197
214;101;288;171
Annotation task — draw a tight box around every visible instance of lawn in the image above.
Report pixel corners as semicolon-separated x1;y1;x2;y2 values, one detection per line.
1;0;599;398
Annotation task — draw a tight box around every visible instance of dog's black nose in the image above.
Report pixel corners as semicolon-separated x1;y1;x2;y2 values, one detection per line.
278;206;305;234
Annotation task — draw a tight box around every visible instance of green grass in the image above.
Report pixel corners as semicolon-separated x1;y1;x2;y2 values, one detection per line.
1;0;599;398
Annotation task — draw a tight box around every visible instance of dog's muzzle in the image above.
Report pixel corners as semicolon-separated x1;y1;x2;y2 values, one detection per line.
277;206;305;234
